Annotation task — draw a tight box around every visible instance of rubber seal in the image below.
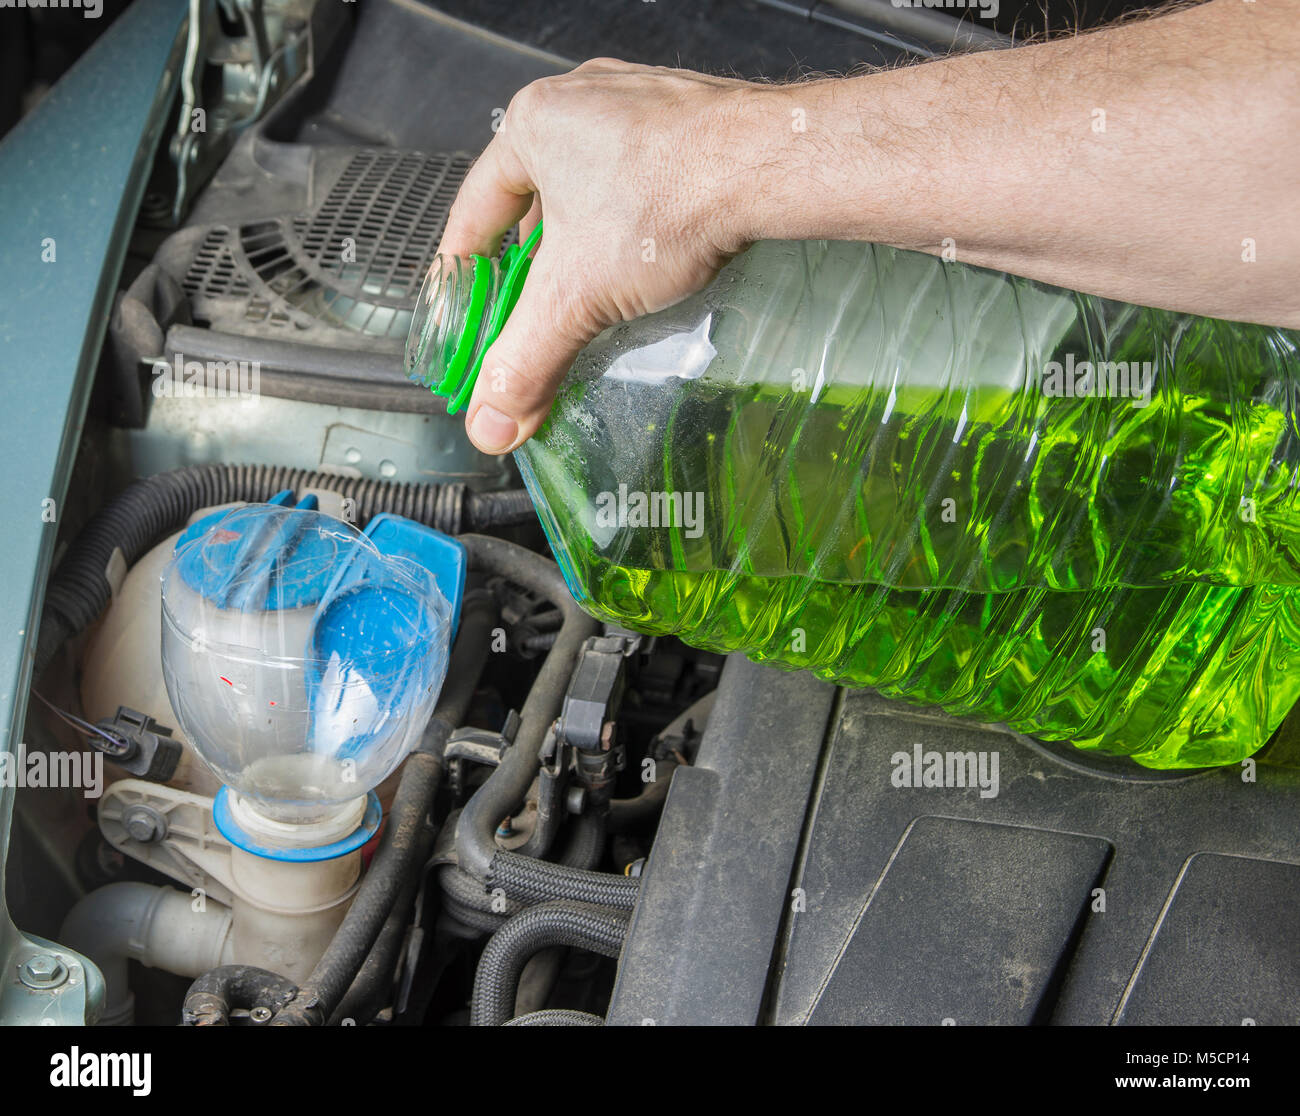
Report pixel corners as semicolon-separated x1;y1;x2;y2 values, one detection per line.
213;787;383;863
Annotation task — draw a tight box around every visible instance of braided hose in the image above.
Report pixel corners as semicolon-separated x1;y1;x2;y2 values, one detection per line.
504;1009;603;1026
470;901;629;1027
489;850;639;910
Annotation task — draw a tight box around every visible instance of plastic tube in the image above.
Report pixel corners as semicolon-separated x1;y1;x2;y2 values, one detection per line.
59;882;234;1026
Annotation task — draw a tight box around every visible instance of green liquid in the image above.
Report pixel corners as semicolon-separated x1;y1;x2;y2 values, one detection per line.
569;563;1299;768
387;238;1300;769
521;309;1300;769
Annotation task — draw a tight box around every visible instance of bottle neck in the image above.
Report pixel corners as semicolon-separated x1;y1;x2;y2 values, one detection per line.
405;253;505;414
405;224;544;415
229;790;367;847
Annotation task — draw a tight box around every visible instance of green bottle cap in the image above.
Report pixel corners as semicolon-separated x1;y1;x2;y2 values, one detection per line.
432;222;543;415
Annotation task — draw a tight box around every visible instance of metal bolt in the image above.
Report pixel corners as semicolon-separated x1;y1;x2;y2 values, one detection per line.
248;1006;273;1024
19;955;68;989
122;804;168;844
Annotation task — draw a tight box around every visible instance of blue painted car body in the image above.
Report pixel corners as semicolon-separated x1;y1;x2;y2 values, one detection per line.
0;0;188;1024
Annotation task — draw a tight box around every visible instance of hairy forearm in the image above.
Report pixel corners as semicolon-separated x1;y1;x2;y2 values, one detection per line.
722;0;1299;327
436;4;1298;451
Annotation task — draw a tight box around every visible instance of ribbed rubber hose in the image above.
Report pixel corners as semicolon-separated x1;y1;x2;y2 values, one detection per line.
504;1009;603;1027
270;591;498;1027
182;965;298;1026
35;464;534;675
453;537;638;911
470;901;629;1027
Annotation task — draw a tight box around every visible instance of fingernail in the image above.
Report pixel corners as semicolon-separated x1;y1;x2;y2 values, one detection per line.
469;404;519;453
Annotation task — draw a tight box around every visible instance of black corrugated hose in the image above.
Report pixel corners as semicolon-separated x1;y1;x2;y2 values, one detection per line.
470;901;630;1027
269;590;498;1027
34;463;535;676
454;536;640;912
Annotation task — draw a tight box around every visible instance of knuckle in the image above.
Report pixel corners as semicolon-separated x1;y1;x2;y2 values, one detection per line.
575;56;627;72
510;76;558;121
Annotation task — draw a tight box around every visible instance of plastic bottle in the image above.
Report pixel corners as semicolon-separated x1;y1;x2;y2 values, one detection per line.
161;501;457;823
406;231;1300;768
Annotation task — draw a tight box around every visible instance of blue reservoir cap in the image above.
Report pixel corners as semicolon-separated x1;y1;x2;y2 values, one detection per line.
173;495;344;611
174;493;467;628
363;513;466;638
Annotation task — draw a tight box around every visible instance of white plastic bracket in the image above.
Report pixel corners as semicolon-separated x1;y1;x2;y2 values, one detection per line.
98;778;238;907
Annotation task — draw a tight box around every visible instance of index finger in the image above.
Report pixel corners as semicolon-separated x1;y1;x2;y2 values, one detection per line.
436;131;535;260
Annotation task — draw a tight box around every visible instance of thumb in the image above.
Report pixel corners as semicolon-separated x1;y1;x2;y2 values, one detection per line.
464;260;598;454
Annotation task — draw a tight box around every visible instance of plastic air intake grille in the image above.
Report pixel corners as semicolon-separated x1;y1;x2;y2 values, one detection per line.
177;149;515;347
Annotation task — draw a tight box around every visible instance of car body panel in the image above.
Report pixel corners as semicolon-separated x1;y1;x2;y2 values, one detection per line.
0;0;187;1025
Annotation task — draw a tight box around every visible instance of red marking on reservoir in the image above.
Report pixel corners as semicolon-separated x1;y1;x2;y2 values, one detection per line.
220;676;233;686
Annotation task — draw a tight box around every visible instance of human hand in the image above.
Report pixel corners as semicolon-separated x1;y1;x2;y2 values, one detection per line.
435;59;770;454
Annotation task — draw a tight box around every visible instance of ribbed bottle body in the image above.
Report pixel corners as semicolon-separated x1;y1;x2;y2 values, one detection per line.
513;240;1300;767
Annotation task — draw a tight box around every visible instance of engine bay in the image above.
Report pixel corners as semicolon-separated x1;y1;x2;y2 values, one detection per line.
5;0;1300;1029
